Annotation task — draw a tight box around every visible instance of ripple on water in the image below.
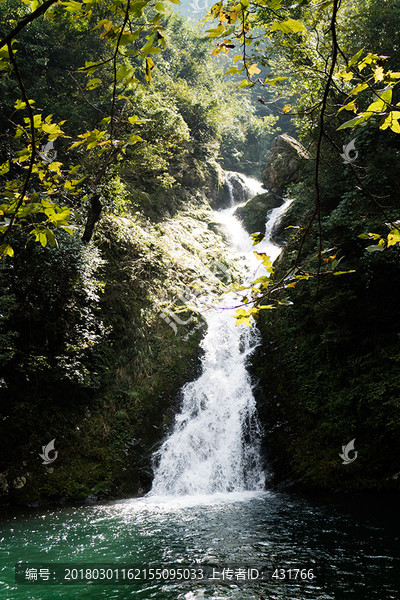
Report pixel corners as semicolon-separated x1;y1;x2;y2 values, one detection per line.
0;492;399;600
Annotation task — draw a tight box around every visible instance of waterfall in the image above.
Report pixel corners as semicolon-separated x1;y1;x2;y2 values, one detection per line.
150;173;291;497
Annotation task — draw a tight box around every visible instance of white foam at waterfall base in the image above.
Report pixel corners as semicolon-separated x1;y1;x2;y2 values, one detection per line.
150;173;291;497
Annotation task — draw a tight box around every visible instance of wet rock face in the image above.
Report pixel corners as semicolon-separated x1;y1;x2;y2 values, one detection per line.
214;181;232;209
236;192;283;234
213;172;266;209
262;134;310;196
226;172;251;204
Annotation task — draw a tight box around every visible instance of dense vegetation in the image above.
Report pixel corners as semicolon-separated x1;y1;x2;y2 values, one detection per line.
0;1;274;503
236;0;400;491
1;0;399;502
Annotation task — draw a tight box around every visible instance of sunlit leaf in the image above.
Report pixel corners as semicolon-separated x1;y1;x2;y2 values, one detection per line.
0;244;14;258
387;228;400;247
251;232;265;245
271;18;306;34
248;63;261;77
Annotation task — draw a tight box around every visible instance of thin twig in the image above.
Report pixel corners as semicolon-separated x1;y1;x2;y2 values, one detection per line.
1;43;36;243
66;70;108;117
110;0;131;143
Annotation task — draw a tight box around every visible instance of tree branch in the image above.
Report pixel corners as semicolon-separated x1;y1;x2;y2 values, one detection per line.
0;0;58;49
0;42;36;243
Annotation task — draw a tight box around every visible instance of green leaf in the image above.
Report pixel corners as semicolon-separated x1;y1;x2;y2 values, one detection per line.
33;114;42;128
61;1;84;13
338;101;357;113
141;40;161;57
380;111;400;133
264;76;288;85
332;270;356;276
116;64;133;81
248;63;261;77
14;99;27;110
251;232;265;245
380;86;393;104
365;99;385;114
234;315;252;327
0;160;10;176
31;230;48;247
45;228;56;246
128;115;147;126
21;0;40;11
224;66;240;76
86;78;102;90
42;122;64;140
337;115;365;130
145;57;155;83
278;298;293;306
349;83;368;96
387;228;400;247
366;245;385;252
362;232;381;240
254;252;273;272
119;32;140;46
48;161;63;174
0;244;14;258
348;48;364;68
238;79;255;88
127;134;143;145
270;18;306;34
207;24;226;38
77;61;99;75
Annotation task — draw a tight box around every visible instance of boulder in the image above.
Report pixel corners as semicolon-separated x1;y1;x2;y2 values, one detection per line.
263;134;310;196
236;192;284;233
213;172;261;209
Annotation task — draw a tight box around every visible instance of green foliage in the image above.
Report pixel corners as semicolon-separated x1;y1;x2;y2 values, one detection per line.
253;168;400;490
0;0;174;254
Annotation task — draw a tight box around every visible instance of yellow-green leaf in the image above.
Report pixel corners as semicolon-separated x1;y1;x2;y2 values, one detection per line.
207;24;226;38
387;228;400;247
271;18;306;35
86;78;102;90
0;244;14;258
349;82;368;96
332;270;356;276
338;101;357;113
380;111;400;133
0;160;10;176
145;57;155;83
248;63;261;77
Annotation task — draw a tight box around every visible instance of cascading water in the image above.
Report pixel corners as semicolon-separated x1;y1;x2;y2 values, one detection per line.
150;173;291;496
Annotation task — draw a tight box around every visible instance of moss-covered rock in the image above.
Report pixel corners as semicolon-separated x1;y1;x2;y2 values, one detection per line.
236;192;284;233
262;134;310;196
0;175;239;506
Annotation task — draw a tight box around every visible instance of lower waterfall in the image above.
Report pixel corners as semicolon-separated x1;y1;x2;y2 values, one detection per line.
150;173;290;496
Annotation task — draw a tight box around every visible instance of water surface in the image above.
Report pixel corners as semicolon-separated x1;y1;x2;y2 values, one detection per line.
1;491;399;599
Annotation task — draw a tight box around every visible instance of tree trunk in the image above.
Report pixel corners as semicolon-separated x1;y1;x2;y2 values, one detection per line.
82;194;102;243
